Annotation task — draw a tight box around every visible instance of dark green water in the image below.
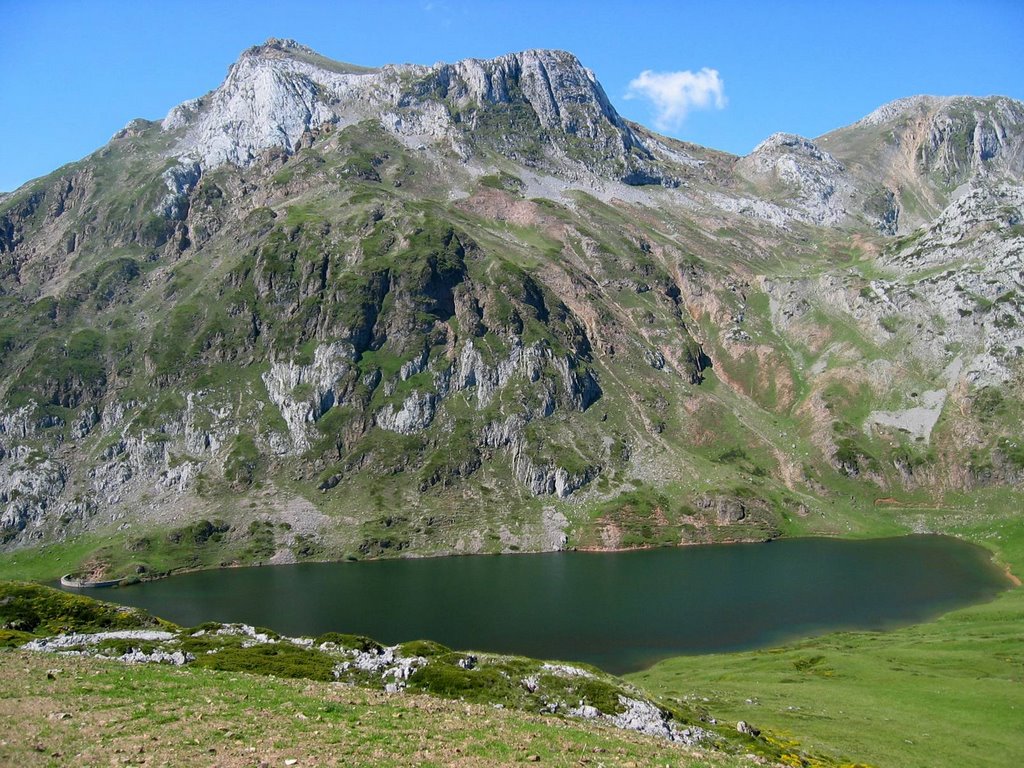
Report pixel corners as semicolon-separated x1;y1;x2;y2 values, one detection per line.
85;535;1009;674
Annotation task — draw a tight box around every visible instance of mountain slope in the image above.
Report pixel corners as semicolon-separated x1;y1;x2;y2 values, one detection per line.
0;40;1021;577
819;94;1024;230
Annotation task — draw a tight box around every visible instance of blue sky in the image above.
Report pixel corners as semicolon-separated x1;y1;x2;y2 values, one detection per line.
2;0;1022;191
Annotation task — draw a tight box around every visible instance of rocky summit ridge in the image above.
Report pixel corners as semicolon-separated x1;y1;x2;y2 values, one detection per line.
162;38;657;186
0;41;1021;576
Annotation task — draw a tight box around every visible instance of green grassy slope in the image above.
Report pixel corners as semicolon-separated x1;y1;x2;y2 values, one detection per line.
629;504;1024;768
631;589;1023;768
1;651;748;768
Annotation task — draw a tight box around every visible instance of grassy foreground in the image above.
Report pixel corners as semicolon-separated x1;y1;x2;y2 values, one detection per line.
0;651;748;768
630;590;1023;768
0;581;822;767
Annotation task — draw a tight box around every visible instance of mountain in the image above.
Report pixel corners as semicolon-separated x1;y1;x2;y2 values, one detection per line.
0;39;1021;577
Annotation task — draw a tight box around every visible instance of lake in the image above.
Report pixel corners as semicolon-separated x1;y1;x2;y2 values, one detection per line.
81;535;1011;674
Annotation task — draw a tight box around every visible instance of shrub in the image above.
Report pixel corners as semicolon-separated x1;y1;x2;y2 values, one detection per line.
0;628;34;648
397;639;451;658
407;663;514;704
715;447;749;464
572;678;629;715
0;581;164;635
190;642;336;681
166;519;229;546
972;387;1005;421
998;438;1024;470
224;434;260;488
314;632;382;652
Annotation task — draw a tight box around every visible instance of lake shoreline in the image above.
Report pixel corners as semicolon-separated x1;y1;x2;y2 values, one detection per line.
60;529;1018;592
61;534;1013;675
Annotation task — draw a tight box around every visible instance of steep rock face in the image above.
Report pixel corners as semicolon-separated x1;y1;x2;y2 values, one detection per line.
818;95;1024;232
162;39;659;186
0;166;96;287
165;40;364;169
477;413;597;499
377;391;438;434
433;50;659;181
0;407;67;539
262;334;602;496
0;385;263;544
262;342;357;450
157;160;202;220
877;183;1024;385
442;50;633;143
855;95;1024;179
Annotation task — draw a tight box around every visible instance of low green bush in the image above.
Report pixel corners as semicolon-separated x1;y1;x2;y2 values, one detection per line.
0;628;34;648
190;642;336;681
397;639;451;658
407;663;514;703
0;581;164;635
315;632;382;652
540;674;627;715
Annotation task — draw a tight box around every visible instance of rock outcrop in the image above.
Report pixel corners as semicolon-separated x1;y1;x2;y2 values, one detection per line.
162;39;661;186
737;132;854;225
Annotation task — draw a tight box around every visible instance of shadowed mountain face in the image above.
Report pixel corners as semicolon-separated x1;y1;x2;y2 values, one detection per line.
0;39;1021;573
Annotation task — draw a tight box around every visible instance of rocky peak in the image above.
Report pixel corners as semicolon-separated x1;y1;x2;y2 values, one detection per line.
826;95;1024;186
439;49;644;152
162;41;363;169
743;132;843;171
159;41;654;184
812;94;1024;233
857;95;945;127
736;132;852;225
240;37;320;61
925;96;1024;179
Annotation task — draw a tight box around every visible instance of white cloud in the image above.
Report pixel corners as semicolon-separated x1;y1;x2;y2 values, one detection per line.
625;68;727;131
